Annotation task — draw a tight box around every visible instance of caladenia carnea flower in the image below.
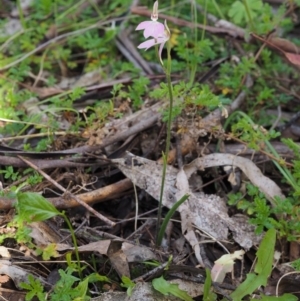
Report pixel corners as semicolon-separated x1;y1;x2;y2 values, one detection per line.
135;1;170;65
135;2;173;248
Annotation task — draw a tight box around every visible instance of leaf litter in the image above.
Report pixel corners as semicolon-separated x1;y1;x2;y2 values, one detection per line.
112;152;264;252
0;0;300;300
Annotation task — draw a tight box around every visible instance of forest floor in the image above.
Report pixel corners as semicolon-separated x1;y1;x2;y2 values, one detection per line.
0;0;300;300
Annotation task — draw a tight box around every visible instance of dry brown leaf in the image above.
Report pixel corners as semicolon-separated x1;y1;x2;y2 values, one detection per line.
0;274;9;284
251;34;300;69
0;246;10;258
122;242;157;262
112;153;266;257
285;52;300;67
184;153;285;205
58;240;113;255
29;221;65;246
0;260;49;289
91;281;184;301
31;86;64;98
73;70;102;87
58;240;157;278
267;37;300;54
0;19;22;37
21;97;48;124
109;249;130;278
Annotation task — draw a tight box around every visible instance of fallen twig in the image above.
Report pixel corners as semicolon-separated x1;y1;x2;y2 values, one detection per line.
18;156;116;227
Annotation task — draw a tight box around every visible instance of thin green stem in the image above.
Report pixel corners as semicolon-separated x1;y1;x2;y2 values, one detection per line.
16;0;26;29
62;213;82;279
200;0;207;42
211;0;225;20
242;0;255;32
156;40;174;247
88;0;104;18
56;0;85;20
156;152;168;247
189;0;198;85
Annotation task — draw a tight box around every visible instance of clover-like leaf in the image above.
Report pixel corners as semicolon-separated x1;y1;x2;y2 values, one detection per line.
228;0;263;25
17;192;61;222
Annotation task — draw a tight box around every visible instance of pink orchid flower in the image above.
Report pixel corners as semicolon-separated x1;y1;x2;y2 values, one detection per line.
137;20;170;59
136;20;165;39
135;1;170;63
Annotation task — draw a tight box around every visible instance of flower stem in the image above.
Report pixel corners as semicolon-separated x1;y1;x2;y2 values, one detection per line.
62;212;82;279
156;40;174;247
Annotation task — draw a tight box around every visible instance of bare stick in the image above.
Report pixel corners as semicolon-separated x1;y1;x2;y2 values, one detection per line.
18;156;115;227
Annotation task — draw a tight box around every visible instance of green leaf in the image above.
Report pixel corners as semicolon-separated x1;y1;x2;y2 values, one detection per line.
121;276;135;296
86;273;110;284
157;194;189;246
231;273;262;301
230;228;276;301
228;1;245;25
121;275;134;287
251;293;298;301
255;228;276;279
42;243;59;260
203;269;217;301
17;192;61;222
20;274;46;301
228;0;263;25
51;268;81;301
152;276;193;301
126;284;134;297
73;277;89;299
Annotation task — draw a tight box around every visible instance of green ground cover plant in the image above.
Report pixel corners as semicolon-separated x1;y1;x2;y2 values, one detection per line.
1;0;300;300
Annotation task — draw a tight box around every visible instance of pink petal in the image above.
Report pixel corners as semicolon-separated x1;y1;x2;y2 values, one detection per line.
136;21;165;39
137;38;165;50
144;22;165;39
158;41;166;59
136;21;153;31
